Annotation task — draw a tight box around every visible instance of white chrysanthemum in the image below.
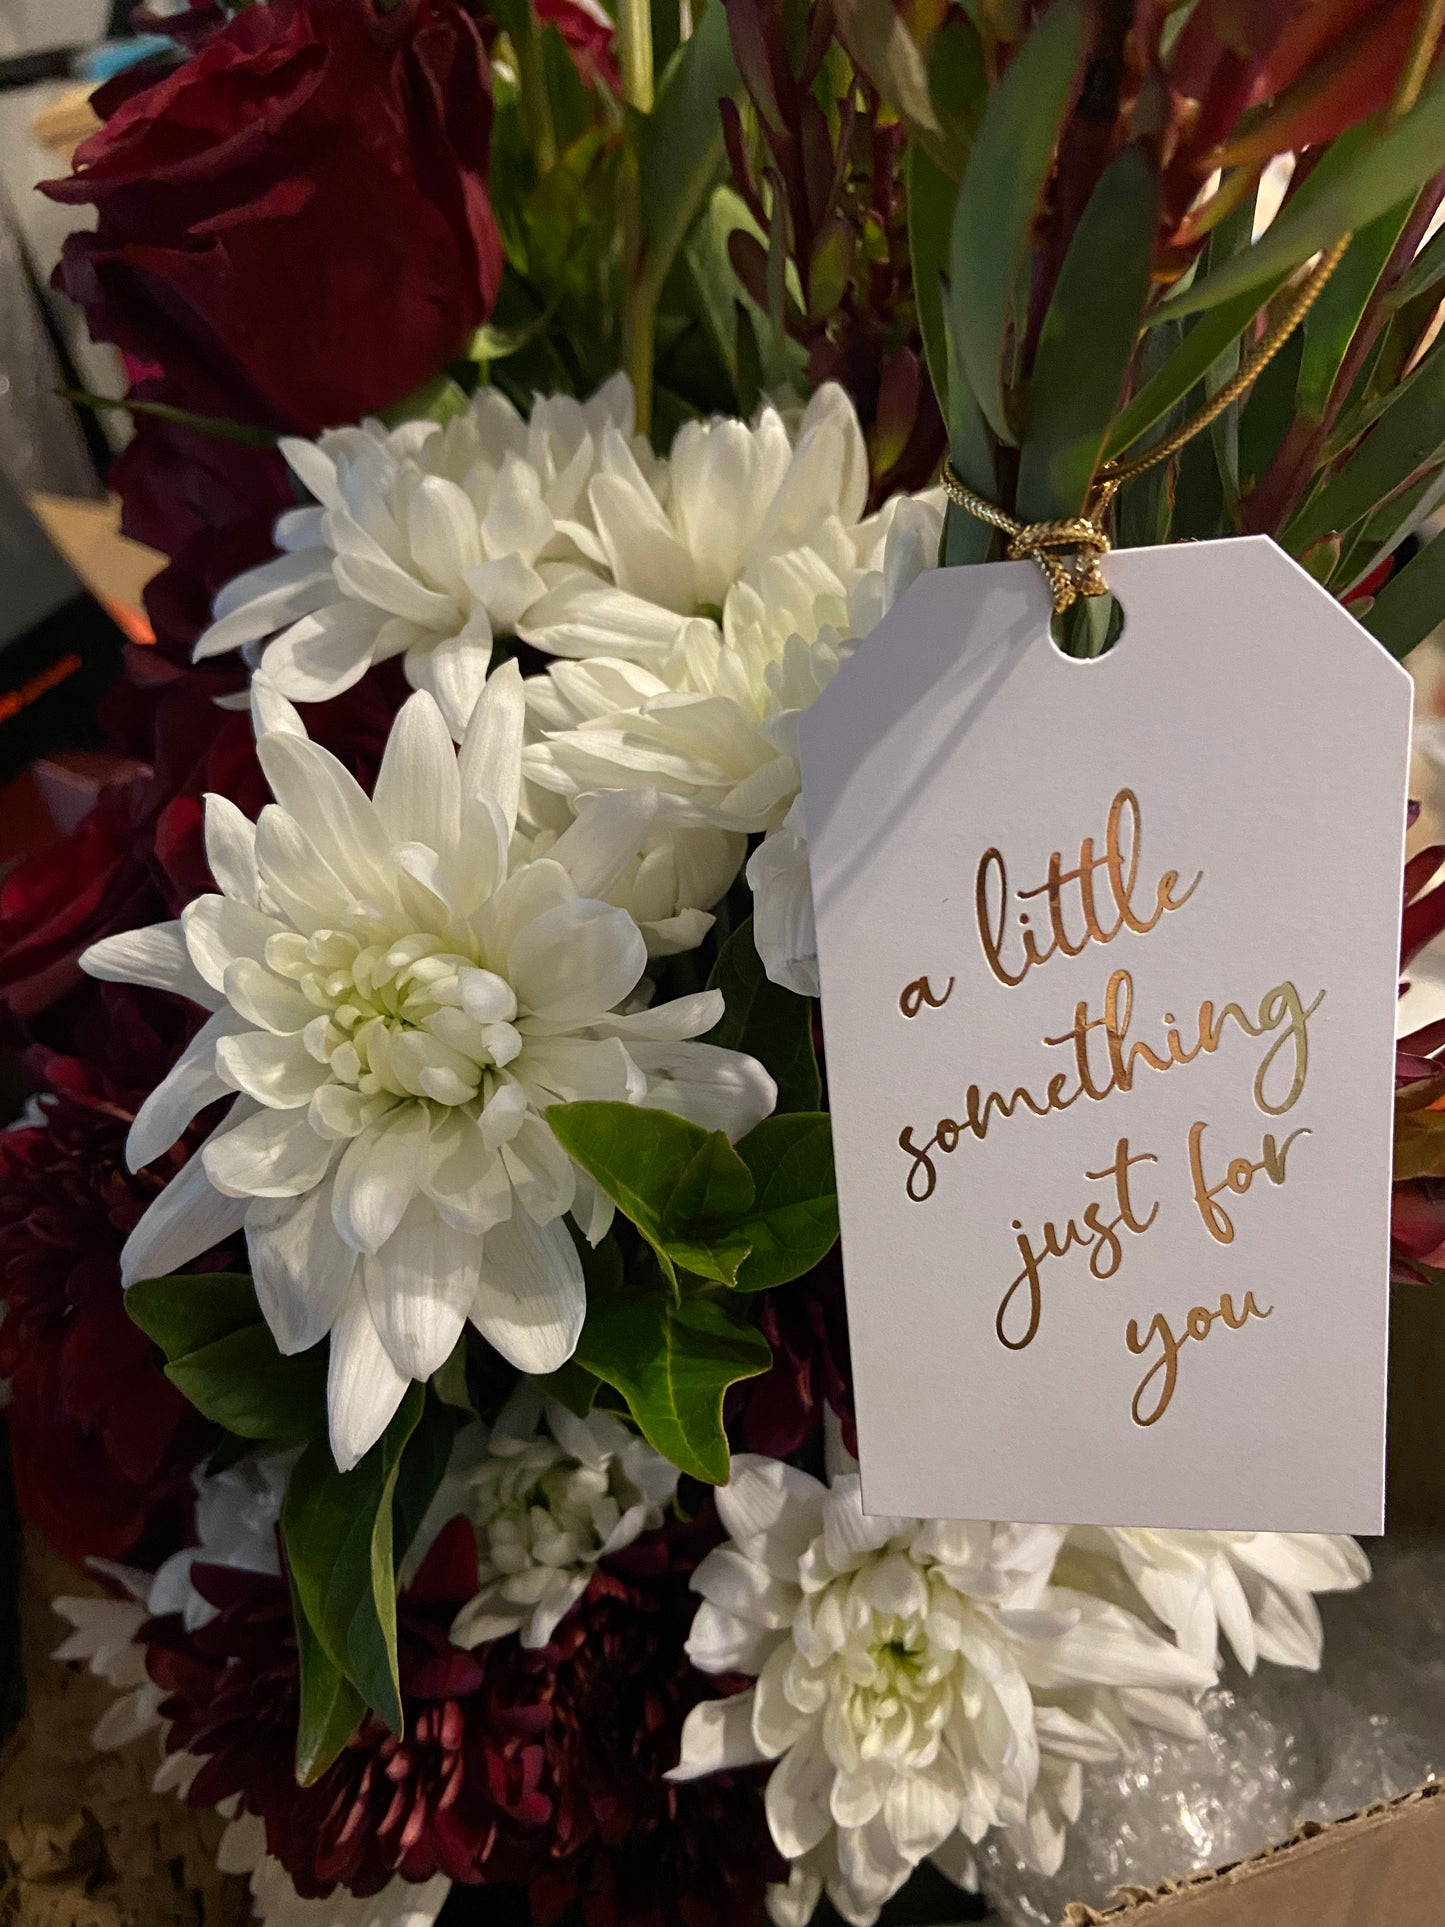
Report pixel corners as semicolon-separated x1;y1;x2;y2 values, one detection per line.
1071;1526;1370;1675
446;1382;678;1650
514;382;873;664
526;493;943;995
192;377;643;735
667;1458;1212;1927
53;1454;289;1753
81;669;775;1469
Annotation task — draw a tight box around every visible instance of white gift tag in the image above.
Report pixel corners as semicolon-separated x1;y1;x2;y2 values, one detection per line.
800;537;1411;1532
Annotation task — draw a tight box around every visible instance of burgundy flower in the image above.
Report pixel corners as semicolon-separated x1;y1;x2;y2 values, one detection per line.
43;0;504;438
147;1514;780;1922
0;1019;229;1563
738;1252;857;1462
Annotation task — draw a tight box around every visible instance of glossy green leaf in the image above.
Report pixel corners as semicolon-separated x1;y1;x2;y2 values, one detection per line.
534;1357;601;1420
947;0;1088;445
1297;199;1416;422
1337;470;1445;595
165;1325;327;1442
378;374;469;428
1286;339;1445;553
547;1102;755;1286
291;1579;365;1785
1156;85;1445;321
640;4;742;299
941;326;995;564
575;1273;771;1483
281;1386;424;1737
733;1114;838;1292
127;1272;265;1358
705;917;820;1113
1016;145;1158;521
391;1398;462;1569
1363;530;1445;659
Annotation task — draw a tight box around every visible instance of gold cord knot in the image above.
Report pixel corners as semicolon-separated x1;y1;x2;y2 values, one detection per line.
940;463;1118;613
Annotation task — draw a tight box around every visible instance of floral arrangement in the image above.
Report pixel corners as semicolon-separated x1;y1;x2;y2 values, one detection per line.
7;0;1445;1922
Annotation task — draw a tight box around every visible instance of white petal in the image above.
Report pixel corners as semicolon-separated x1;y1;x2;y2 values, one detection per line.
215;1030;328;1109
120;1116;253;1286
509;899;646;1022
249;671;306;740
471;1209;585;1373
255;731;393;902
183;896;285;994
405;628;495;743
327;1275;411;1471
667;1692;769;1781
544;789;659;900
371;690;462;853
246;1185;356;1354
718;1456;828;1578
685;1601;781;1676
259;600;383;702
194;549;335;657
765;1736;836;1859
127;1008;243;1170
203;795;260;906
332;1106;431;1254
203;1105;335;1199
81;921;217;1009
420;1110;513;1235
633;1041;776;1140
458;659;525;834
362;1197;481;1380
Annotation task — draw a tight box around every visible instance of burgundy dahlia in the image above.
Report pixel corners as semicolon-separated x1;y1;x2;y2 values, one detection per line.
146;1515;781;1922
0;1020;226;1563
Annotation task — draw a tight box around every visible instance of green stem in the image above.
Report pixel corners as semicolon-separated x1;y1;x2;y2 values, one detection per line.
617;0;655;113
516;14;558;178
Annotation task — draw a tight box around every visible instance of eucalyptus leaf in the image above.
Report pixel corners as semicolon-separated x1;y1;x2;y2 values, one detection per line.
1156;84;1445;322
1016;144;1158;521
705;917;820;1112
575;1272;771;1483
947;0;1088;445
1363;530;1445;659
733;1114;838;1292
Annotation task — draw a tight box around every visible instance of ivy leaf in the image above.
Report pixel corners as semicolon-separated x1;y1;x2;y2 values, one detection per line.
1016;144;1158;522
733;1115;839;1293
705;917;820;1113
128;1272;326;1443
281;1386;425;1736
946;0;1088;445
533;1357;601;1420
547;1102;756;1287
575;1271;771;1483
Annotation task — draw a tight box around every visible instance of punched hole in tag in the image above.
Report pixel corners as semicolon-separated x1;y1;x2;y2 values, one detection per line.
1050;592;1126;660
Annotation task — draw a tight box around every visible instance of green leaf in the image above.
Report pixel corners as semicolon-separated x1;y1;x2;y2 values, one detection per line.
1285;337;1445;553
907;143;955;425
548;1101;756;1286
705;917;820;1113
391;1397;462;1568
1105;283;1282;458
1297;199;1416;423
378;373;469;428
733;1115;838;1292
575;1273;771;1483
1364;530;1445;659
1156;85;1445;322
127;1272;265;1358
941;325;995;564
281;1386;425;1737
947;0;1088;445
639;3;742;300
1016;145;1158;521
533;1357;601;1420
166;1325;327;1442
291;1578;365;1785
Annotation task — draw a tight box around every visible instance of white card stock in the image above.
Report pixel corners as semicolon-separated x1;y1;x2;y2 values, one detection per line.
800;537;1411;1531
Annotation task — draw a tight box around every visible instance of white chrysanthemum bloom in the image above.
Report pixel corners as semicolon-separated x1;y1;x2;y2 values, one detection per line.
515;383;875;664
1072;1526;1370;1674
53;1454;289;1754
667;1458;1213;1927
526;493;943;995
80;668;775;1469
446;1381;678;1650
518;782;744;958
192;377;643;735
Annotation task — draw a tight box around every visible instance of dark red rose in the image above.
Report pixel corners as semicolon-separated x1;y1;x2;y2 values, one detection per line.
0;1019;231;1563
43;0;504;437
737;1252;857;1462
148;1512;780;1922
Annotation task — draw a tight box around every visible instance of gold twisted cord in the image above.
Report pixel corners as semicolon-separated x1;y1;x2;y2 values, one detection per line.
941;235;1352;612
